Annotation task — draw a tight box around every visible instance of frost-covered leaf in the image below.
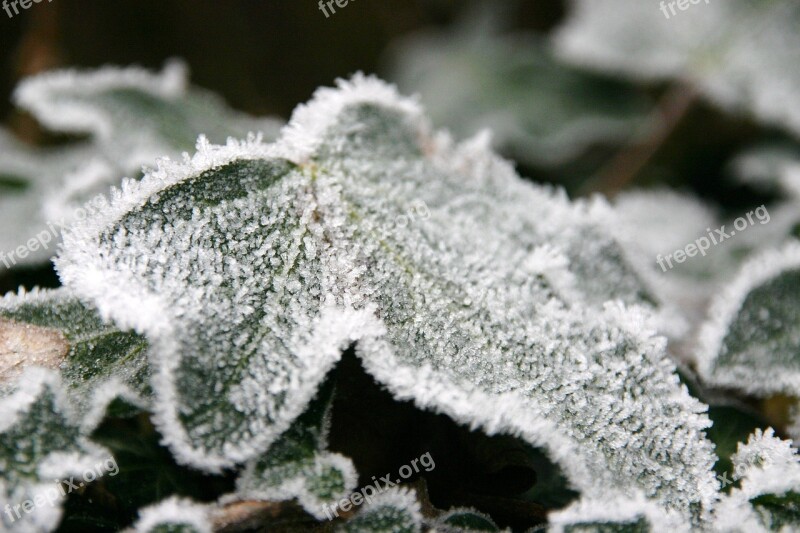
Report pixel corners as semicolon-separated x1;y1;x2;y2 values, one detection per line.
336;487;422;533
0;287;150;427
613;189;790;334
388;10;652;167
554;0;800;139
0;368;111;532
731;143;800;200
698;243;800;396
56;75;718;522
131;497;210;533
234;378;357;519
546;492;683;533
713;428;800;532
0;61;282;273
0;130;95;268
432;507;502;532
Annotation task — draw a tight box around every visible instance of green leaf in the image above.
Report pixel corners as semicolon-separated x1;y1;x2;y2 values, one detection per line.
234;378;357;519
546;493;679;533
433;507;501;532
336;487;422;533
555;0;800;139
131;497;210;533
0;62;282;273
714;428;800;531
56;75;718;523
698;243;800;396
0;287;150;427
0;368;111;532
389;10;652;167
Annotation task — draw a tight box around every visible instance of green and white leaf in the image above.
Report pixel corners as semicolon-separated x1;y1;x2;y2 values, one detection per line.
0;368;111;533
698;242;800;396
0;61;282;272
56;75;718;522
432;507;503;532
388;11;652;167
0;130;95;267
713;428;800;532
554;0;800;139
547;492;684;533
233;379;357;519
0;287;150;428
336;487;422;533
731;143;800;200
131;497;211;533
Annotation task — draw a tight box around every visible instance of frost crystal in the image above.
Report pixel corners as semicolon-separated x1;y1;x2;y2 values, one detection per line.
56;75;719;521
132;496;211;533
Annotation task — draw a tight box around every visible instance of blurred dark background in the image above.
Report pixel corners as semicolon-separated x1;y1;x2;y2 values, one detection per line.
0;0;565;124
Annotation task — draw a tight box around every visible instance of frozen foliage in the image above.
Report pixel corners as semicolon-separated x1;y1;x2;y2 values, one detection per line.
233;379;357;519
547;492;684;533
335;487;422;533
388;8;652;167
714;429;800;532
55;75;719;525
0;62;282;272
732;143;800;200
698;243;800;396
131;497;211;533
0;130;95;267
0;368;111;533
0;287;150;427
432;508;503;532
554;0;800;139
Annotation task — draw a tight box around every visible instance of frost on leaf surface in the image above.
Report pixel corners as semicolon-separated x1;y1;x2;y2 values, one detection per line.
0;61;282;272
714;429;800;532
698;243;800;396
432;507;502;532
336;487;422;533
0;368;110;533
0;287;150;427
56;75;718;520
234;377;357;519
388;7;652;167
554;0;800;139
547;493;682;533
132;497;210;533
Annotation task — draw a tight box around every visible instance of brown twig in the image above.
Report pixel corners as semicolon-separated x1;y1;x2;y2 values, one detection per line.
581;83;697;198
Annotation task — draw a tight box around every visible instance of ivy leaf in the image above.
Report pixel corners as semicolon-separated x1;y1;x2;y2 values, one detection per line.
0;61;282;273
714;428;800;532
554;0;800;139
336;487;422;533
388;9;652;168
233;377;357;519
56;75;718;522
131;497;210;533
546;493;682;533
0;130;95;268
0;368;111;532
432;507;502;532
0;287;150;428
698;243;800;396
